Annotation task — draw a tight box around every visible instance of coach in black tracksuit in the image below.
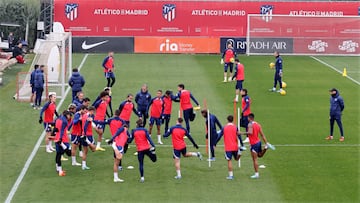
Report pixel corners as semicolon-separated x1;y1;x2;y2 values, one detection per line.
68;68;85;101
135;84;151;127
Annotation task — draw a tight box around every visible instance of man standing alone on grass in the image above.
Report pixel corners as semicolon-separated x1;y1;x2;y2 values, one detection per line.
102;51;116;87
221;43;236;82
326;88;345;142
269;51;283;93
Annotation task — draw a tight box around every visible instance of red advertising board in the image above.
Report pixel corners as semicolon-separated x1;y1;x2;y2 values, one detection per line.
294;38;360;55
248;15;360;38
134;37;219;53
54;0;360;37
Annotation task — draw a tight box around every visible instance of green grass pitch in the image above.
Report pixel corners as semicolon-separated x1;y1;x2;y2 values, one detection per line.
0;54;359;203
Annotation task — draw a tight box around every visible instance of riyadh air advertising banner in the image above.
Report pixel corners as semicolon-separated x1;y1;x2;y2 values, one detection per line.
54;0;359;37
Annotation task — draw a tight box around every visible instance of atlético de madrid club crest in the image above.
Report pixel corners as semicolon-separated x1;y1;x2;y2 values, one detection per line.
260;5;273;22
163;4;176;22
65;3;79;21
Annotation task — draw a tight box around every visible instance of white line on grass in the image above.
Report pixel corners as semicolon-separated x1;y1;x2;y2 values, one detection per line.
310;56;360;86
5;54;89;203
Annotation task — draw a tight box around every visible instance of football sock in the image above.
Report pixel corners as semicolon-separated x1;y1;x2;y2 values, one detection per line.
229;171;233;177
176;170;181;177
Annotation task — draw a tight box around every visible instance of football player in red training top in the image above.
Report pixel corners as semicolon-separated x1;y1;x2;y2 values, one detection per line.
147;90;165;145
118;93;141;127
216;115;243;180
39;92;59;153
107;124;131;183
102;51;115;87
128;119;157;183
175;84;200;134
240;113;275;179
162;90;179;136
240;88;251;143
93;91;111;151
81;106;97;170
54;110;72;176
164;118;202;179
70;105;87;166
221;43;236;82
105;109;126;171
232;59;245;103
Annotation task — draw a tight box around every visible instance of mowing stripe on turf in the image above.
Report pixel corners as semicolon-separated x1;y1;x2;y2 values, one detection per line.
38;143;360;148
5;54;89;203
310;56;360;86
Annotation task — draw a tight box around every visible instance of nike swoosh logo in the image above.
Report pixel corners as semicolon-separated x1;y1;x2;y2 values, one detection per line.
81;40;109;50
